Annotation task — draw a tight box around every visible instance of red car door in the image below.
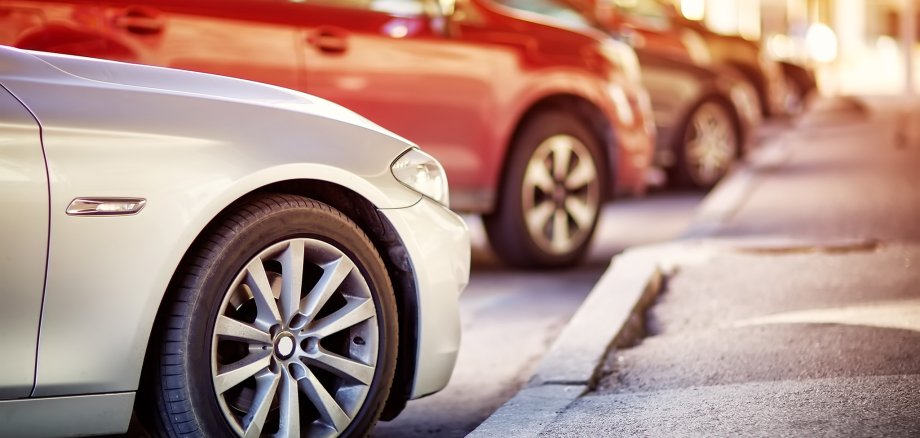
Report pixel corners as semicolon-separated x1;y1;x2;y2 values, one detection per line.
294;1;501;196
95;0;301;91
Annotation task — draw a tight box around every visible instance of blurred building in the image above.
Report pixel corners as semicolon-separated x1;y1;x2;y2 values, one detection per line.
671;0;919;95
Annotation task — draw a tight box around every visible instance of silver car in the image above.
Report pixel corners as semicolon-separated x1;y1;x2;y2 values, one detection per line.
0;46;469;437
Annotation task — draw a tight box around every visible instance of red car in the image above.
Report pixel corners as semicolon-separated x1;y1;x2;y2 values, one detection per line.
2;0;654;268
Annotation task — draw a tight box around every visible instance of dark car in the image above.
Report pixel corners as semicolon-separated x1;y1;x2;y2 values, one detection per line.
571;0;792;119
673;14;788;118
778;60;818;114
637;50;761;188
500;0;760;188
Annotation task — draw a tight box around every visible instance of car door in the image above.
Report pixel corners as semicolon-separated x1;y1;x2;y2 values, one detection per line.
96;0;301;90
0;83;50;399
295;0;499;195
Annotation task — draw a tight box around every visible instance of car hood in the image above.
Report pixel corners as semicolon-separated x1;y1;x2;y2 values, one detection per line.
2;47;409;144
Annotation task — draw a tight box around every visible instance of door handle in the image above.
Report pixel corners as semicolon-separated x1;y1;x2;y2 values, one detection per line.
113;6;164;35
308;27;348;54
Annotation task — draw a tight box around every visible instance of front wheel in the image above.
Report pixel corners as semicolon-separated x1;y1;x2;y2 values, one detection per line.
484;111;604;269
671;100;739;190
143;194;397;438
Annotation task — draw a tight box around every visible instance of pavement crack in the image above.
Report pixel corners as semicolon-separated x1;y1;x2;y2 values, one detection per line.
541;380;588;386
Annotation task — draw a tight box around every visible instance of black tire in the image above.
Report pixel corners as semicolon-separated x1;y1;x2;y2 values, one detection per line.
142;193;397;437
483;111;605;269
670;99;740;190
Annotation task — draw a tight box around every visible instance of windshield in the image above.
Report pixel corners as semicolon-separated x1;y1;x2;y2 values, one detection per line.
494;0;594;30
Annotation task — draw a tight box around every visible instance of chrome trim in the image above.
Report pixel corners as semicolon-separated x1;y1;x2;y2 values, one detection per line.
66;198;147;216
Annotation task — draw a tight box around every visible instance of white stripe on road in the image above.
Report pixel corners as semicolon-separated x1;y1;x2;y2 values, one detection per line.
734;299;920;332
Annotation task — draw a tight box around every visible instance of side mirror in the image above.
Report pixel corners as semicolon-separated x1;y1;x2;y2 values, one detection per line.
429;0;457;36
437;0;456;17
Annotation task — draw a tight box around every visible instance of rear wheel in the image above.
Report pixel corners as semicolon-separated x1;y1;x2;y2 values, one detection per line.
671;100;739;190
144;194;397;438
484;111;604;269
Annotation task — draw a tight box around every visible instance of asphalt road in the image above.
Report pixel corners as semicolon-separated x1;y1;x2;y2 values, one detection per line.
373;191;705;437
542;99;920;436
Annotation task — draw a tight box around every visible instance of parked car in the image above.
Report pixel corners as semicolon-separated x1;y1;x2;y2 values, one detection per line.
0;45;469;437
674;15;788;118
637;50;761;188
570;0;789;118
0;0;655;268
501;0;760;188
778;60;818;114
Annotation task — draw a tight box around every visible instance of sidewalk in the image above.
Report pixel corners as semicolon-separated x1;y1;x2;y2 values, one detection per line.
471;96;920;436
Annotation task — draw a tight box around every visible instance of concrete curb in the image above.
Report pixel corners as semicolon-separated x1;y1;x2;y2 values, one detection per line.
468;128;796;438
467;244;670;438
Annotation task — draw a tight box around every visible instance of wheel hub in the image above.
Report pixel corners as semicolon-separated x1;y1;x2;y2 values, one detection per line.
553;185;567;207
274;333;296;360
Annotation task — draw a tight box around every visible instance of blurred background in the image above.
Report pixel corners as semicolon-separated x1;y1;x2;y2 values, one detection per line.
671;0;919;95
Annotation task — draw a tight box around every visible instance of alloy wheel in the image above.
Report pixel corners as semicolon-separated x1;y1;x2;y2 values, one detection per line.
685;102;737;187
211;238;378;438
521;134;601;256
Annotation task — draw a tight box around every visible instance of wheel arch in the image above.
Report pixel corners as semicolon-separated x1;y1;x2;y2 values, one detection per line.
496;93;617;211
138;178;420;421
723;61;770;116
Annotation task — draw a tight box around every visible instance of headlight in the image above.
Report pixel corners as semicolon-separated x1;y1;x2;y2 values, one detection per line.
601;38;642;87
680;30;712;65
391;148;449;207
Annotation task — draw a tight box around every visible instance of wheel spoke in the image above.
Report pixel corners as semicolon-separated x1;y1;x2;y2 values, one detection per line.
565;158;595;190
214;351;272;394
525;200;555;238
242;370;281;438
245;258;282;330
306;348;375;386
687;139;706;162
306;297;375;339
215;315;271;344
564;197;595;230
279;240;305;325
300;256;354;323
297;368;351;432
551;208;570;250
525;159;555;193
552;138;573;180
275;369;301;438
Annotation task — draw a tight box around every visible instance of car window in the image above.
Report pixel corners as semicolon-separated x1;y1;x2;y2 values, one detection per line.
609;0;671;30
493;0;593;30
308;0;428;16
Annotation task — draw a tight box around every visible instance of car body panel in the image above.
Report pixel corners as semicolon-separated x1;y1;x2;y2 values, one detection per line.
380;196;469;398
0;47;466;411
0;83;47;400
0;392;134;437
0;0;653;212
